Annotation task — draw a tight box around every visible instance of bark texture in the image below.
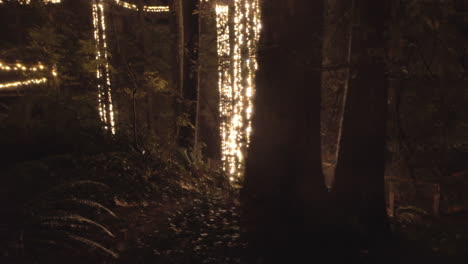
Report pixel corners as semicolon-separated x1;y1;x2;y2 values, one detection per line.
242;0;328;262
333;0;391;253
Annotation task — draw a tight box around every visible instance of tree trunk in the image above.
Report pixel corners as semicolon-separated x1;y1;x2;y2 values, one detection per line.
194;0;221;163
333;0;391;253
136;0;154;138
177;0;199;152
242;0;328;262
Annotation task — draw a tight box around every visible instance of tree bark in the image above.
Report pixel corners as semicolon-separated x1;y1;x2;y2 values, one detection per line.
194;0;221;163
136;0;155;138
242;0;328;262
333;0;391;253
177;0;199;151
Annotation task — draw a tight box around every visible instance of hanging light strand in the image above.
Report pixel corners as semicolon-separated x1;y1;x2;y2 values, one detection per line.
92;2;107;128
92;0;116;134
216;0;261;182
99;2;116;134
216;4;232;177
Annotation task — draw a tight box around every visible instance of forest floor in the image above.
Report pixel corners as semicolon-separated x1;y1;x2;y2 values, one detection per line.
391;211;468;264
109;189;468;264
107;189;468;264
2;150;468;264
112;183;246;264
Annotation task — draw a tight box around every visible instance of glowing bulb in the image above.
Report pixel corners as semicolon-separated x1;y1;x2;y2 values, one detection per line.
93;0;116;134
113;0;169;13
216;1;260;181
0;77;47;90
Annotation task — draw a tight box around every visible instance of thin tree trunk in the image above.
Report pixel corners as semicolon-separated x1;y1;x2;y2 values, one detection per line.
178;0;199;151
170;0;184;143
137;0;154;137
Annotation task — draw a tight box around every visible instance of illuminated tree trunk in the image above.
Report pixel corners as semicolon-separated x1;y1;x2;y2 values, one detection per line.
242;0;329;262
195;0;221;163
333;0;391;252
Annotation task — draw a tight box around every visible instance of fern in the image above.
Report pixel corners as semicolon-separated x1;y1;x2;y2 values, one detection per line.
54;180;111;191
66;234;119;259
63;198;119;219
39;215;116;238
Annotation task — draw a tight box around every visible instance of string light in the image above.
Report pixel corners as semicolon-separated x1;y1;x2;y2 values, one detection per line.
92;0;116;134
113;0;169;13
0;60;57;91
0;0;62;4
51;65;58;76
0;61;47;72
113;0;136;10
216;0;261;182
143;5;169;13
0;77;47;90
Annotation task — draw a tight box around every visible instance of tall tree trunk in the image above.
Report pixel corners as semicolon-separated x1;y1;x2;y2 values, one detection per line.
137;0;154;138
333;0;391;253
242;0;328;262
177;0;199;152
194;0;221;163
173;0;185;96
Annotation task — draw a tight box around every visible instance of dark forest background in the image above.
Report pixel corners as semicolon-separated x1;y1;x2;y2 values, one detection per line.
0;0;467;263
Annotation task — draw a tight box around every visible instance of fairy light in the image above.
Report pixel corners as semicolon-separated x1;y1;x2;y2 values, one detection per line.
143;5;169;12
0;61;48;72
216;0;261;182
0;60;56;91
0;77;47;90
216;4;231;175
51;65;58;76
113;0;169;13
113;0;137;10
0;0;62;4
93;2;106;128
92;0;116;134
99;2;116;134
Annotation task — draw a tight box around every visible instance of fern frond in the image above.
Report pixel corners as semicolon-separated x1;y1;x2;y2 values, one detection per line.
65;199;119;219
26;181;111;209
40;215;115;237
67;234;119;259
39;220;90;231
55;180;111;190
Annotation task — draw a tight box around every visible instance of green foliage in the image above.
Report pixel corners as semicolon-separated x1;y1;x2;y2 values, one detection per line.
0;177;119;262
145;71;169;92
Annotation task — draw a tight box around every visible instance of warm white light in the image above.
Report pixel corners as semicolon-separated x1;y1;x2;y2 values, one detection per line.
1;0;62;4
51;66;58;76
0;77;47;90
216;1;261;182
0;61;48;72
93;0;116;134
144;5;169;13
113;0;169;13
